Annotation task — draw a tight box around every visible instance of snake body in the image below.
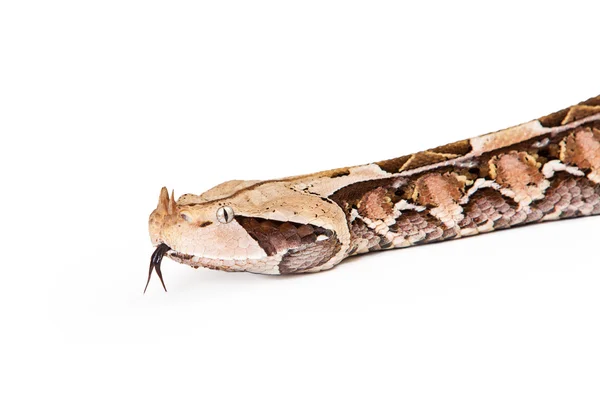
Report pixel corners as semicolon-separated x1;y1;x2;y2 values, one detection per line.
147;95;600;288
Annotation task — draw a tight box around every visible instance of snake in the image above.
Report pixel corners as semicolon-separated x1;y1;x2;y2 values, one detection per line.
145;95;600;292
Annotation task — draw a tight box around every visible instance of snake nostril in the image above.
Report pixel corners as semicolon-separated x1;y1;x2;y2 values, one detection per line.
180;212;192;222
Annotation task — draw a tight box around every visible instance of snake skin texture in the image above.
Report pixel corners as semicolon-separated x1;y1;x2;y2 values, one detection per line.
148;95;600;281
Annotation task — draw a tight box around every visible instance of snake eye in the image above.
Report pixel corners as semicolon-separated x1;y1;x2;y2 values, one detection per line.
216;206;234;224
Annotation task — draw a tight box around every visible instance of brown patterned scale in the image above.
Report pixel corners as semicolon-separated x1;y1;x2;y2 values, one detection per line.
145;95;600;290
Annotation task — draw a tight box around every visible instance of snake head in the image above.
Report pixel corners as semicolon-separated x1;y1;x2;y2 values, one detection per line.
148;184;277;274
147;180;348;281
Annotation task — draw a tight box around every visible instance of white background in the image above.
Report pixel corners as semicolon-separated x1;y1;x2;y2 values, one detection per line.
2;1;599;399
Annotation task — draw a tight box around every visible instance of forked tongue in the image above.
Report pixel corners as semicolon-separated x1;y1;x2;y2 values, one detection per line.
144;243;171;293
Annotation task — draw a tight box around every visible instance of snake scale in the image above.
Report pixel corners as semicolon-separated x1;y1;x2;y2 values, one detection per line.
146;95;600;291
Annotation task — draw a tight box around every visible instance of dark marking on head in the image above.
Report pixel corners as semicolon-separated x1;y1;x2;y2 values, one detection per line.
199;221;213;227
235;216;333;257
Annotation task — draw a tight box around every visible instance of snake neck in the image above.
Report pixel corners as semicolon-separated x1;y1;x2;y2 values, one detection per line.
322;98;600;258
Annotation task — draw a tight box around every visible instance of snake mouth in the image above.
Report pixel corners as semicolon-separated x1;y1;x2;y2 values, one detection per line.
143;243;171;293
